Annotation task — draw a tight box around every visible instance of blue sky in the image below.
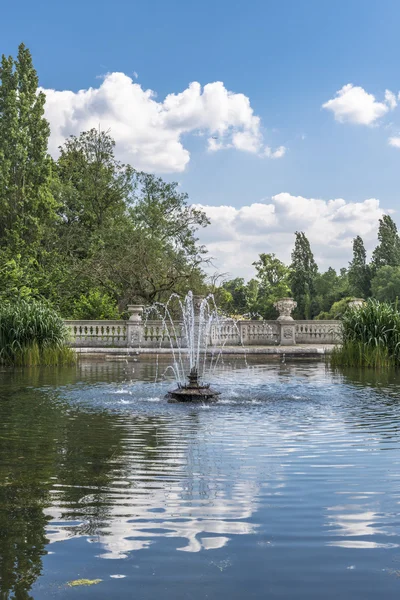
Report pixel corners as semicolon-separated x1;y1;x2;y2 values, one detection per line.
2;0;400;277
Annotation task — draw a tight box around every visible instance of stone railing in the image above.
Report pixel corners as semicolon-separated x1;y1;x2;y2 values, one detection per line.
65;297;346;349
65;318;340;348
295;321;341;344
65;321;128;347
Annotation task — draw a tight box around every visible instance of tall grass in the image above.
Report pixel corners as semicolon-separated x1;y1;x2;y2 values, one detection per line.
331;299;400;369
0;299;76;366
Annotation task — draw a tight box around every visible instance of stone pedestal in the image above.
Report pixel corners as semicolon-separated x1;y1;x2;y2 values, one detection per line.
127;305;144;347
279;322;296;346
274;297;298;346
127;305;144;321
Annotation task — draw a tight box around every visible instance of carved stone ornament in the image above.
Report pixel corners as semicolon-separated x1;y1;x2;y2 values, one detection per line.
274;297;297;321
283;327;293;339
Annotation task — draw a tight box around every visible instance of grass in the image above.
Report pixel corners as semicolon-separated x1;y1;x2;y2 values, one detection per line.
0;299;76;366
331;299;400;369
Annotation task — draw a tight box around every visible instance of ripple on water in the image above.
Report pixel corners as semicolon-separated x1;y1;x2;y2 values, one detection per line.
2;360;400;599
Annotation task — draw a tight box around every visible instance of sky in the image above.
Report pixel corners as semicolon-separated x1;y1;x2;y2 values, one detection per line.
1;0;400;279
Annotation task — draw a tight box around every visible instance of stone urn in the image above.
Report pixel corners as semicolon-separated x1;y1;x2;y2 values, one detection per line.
348;298;364;310
127;305;144;321
192;295;204;315
274;297;297;321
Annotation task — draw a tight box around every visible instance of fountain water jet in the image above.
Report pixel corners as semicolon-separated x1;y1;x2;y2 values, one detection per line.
145;292;240;402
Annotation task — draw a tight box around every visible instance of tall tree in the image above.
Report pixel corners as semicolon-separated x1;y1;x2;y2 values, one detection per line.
55;128;134;257
348;236;371;298
290;232;318;319
371;215;400;271
0;43;54;250
252;253;291;318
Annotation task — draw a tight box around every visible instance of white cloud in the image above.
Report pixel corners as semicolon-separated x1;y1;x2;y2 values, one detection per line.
322;84;396;125
264;145;286;159
389;136;400;148
196;193;387;278
41;73;284;173
385;89;397;110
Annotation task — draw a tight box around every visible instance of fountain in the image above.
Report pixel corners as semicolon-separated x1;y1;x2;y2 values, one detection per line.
167;366;220;403
145;292;236;402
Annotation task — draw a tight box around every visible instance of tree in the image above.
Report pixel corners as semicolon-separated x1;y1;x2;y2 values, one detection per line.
78;171;209;308
348;236;371;298
289;232;318;319
55;128;134;257
0;43;55;251
221;278;248;315
252;253;291;318
371;215;400;271
314;267;350;315
371;266;400;303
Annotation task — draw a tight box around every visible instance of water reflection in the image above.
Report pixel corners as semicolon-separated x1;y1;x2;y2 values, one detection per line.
45;412;262;558
1;361;400;599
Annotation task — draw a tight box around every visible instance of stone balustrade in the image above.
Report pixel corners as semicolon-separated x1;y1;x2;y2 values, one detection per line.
65;317;341;348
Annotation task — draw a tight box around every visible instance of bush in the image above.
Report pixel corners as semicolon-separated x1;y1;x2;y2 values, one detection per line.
0;299;75;366
331;299;400;369
315;297;354;320
71;290;120;320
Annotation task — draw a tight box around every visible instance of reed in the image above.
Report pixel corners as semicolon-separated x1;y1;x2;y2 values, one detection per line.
0;299;76;366
331;299;400;369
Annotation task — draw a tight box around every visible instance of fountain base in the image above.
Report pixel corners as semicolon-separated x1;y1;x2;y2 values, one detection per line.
166;368;220;403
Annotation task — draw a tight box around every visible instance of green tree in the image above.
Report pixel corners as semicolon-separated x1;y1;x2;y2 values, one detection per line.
252;253;291;318
314;267;349;315
371;266;400;303
221;278;248;315
371;215;400;271
79;172;209;308
55;128;134;257
289;232;318;319
0;43;55;251
348;236;371;298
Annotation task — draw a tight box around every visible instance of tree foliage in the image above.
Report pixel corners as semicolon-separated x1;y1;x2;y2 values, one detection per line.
289;232;318;319
348;236;371;298
0;43;55;251
371;215;400;271
371;266;400;303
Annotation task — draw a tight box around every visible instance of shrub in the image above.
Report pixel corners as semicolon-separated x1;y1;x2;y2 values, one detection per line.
71;290;120;320
0;299;75;366
315;297;354;320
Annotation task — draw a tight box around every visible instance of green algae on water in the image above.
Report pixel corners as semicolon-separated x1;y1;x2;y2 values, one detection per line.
67;579;102;587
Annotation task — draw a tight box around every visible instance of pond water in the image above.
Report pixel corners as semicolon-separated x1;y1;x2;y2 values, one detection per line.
1;358;400;599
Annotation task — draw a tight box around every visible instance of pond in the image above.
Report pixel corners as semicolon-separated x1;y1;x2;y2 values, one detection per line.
1;357;400;599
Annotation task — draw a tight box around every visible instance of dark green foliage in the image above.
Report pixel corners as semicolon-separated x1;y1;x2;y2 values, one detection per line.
315;296;354;320
371;265;400;303
220;278;249;315
0;43;55;251
331;299;400;368
314;267;350;316
348;236;371;297
252;253;291;318
371;215;400;271
0;299;75;365
289;232;318;319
